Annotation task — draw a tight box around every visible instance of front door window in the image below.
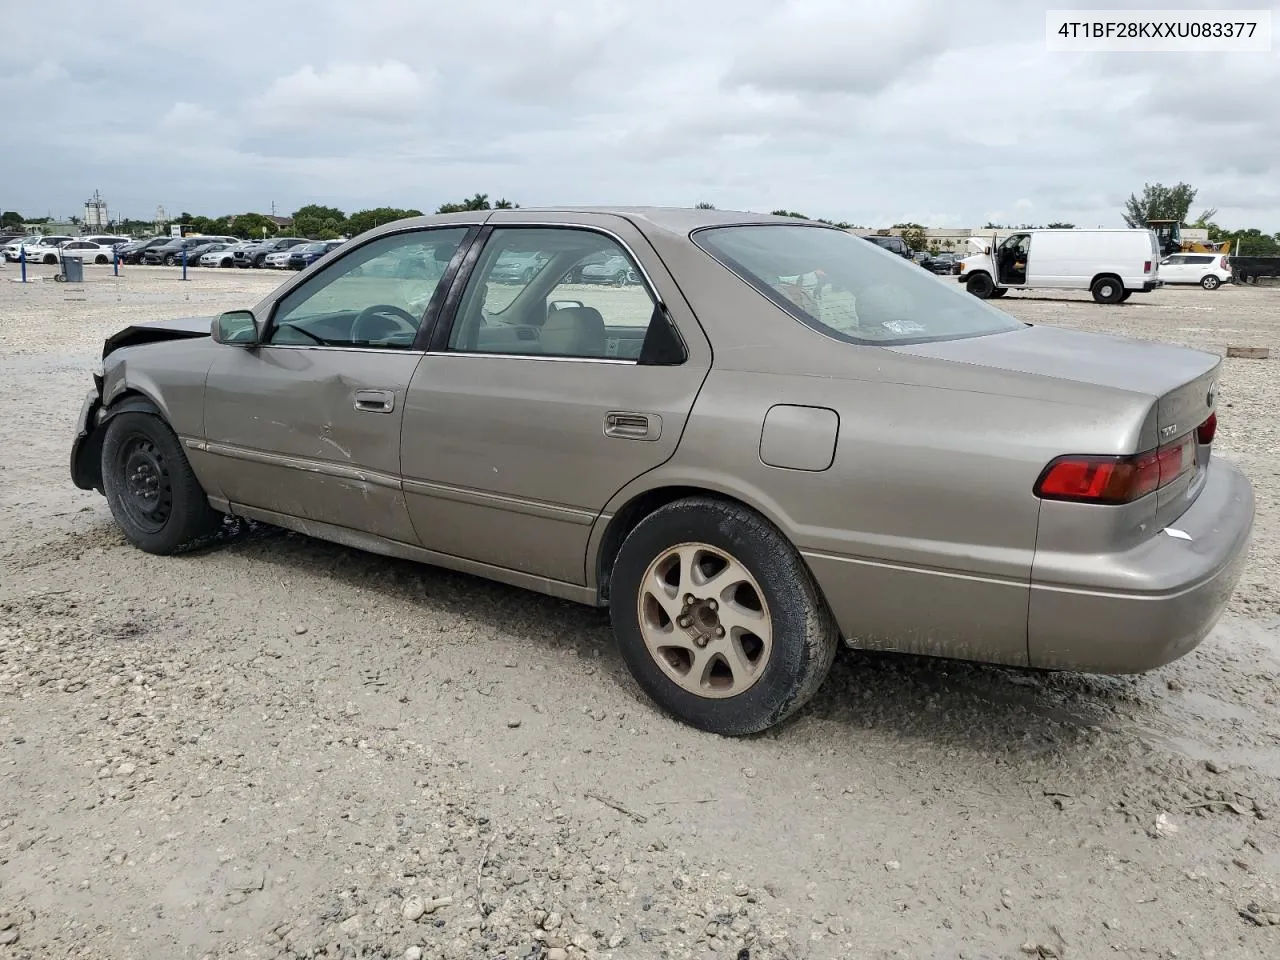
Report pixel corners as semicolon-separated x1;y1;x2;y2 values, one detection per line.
267;228;469;349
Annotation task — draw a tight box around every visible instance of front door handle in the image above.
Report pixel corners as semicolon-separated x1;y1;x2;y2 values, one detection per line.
353;389;395;413
604;411;661;441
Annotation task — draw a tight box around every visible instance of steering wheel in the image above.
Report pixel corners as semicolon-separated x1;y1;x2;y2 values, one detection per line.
351;304;420;343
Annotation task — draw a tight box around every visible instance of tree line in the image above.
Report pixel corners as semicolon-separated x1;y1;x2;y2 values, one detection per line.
7;185;1277;254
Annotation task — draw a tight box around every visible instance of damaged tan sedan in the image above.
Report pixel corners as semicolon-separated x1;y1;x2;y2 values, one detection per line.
70;208;1255;735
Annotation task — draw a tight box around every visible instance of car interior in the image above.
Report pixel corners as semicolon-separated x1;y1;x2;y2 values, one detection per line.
448;231;655;360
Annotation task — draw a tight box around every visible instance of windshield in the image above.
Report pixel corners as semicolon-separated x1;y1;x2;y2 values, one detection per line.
693;224;1023;346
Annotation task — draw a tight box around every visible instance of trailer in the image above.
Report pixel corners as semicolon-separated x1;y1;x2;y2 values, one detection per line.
1230;255;1280;284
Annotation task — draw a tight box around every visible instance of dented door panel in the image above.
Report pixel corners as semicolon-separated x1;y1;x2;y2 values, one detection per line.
202;347;422;542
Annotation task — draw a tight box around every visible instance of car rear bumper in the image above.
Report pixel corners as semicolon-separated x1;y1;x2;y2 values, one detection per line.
1028;456;1254;672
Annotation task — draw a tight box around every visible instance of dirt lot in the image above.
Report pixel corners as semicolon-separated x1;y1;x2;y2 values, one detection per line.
2;264;1279;960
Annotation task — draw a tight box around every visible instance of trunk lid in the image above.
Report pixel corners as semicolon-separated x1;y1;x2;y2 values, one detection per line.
894;324;1220;524
894;324;1218;438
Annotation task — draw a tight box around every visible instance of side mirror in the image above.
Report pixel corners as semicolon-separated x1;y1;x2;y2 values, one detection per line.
212;309;260;345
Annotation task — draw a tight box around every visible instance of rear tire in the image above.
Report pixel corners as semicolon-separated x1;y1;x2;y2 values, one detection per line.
609;497;839;736
1091;276;1124;304
101;412;224;555
965;273;995;298
94;255;108;265
1201;274;1221;290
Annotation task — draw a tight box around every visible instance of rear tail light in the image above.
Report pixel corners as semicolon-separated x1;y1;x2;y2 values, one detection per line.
1220;256;1230;271
1196;412;1217;444
1144;260;1152;273
1035;432;1196;504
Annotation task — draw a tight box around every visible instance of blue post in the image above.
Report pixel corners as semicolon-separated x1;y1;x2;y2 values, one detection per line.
113;249;119;277
19;248;26;283
181;246;188;281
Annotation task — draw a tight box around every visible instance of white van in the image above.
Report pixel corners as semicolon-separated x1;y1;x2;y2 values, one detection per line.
956;229;1161;304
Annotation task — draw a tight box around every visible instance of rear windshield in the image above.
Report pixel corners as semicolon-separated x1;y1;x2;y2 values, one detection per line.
693;224;1023;346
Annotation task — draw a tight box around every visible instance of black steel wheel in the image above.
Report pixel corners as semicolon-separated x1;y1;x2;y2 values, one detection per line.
101;412;224;554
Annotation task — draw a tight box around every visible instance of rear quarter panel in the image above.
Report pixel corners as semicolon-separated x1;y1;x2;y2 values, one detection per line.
600;352;1152;666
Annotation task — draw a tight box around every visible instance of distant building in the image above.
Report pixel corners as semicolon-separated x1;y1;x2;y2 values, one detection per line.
84;190;109;230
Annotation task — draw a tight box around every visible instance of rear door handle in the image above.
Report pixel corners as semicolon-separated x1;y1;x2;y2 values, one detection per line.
604;411;661;441
353;389;395;413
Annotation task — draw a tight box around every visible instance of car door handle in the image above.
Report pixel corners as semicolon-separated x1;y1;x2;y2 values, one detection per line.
604;411;661;441
353;389;395;413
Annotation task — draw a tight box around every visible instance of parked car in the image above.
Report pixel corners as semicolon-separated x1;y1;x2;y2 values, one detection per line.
490;250;550;283
235;237;310;268
7;235;73;262
23;238;79;265
68;207;1254;737
2;235;55;262
285;239;345;270
923;252;958;275
862;235;913;258
118;237;175;265
579;253;637;285
957;229;1160;303
200;242;253;268
82;235;130;249
55;240;122;265
142;237;233;266
262;247;303;269
1157;253;1233;290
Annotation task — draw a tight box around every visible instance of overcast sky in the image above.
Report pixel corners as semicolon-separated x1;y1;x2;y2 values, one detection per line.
4;0;1278;230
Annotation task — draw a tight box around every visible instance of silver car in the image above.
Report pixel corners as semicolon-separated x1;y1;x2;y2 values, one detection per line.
68;207;1255;735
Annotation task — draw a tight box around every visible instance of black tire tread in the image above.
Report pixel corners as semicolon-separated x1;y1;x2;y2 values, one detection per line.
101;412;224;555
610;496;839;736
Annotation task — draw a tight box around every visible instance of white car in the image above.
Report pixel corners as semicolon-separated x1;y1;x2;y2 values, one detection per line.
262;248;298;269
1157;253;1233;290
4;235;73;262
55;239;124;265
200;242;251;268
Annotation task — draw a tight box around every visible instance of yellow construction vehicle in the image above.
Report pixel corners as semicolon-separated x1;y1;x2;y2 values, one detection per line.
1147;220;1232;257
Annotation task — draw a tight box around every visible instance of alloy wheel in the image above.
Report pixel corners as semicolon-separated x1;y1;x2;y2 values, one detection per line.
637;542;773;699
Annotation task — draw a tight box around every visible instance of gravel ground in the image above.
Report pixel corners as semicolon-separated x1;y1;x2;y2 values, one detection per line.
2;264;1280;960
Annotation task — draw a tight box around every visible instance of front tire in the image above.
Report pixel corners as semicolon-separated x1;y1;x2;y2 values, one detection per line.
1091;276;1124;303
609;497;839;736
101;412;224;555
1201;274;1221;290
965;273;994;298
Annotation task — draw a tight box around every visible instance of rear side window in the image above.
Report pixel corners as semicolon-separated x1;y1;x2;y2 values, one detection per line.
694;224;1023;346
1187;255;1214;264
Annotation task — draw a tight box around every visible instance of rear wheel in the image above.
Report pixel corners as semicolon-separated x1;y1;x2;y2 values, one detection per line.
1091;275;1124;304
965;273;995;298
101;412;224;555
609;497;839;736
1201;274;1222;290
94;254;108;265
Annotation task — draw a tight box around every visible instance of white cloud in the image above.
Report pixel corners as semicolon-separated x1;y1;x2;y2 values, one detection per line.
1;0;1278;232
252;60;432;129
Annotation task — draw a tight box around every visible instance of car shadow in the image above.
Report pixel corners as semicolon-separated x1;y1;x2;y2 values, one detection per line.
204;522;1160;757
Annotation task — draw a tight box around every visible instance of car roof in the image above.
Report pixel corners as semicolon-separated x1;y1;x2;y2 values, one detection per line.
354;206;829;244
